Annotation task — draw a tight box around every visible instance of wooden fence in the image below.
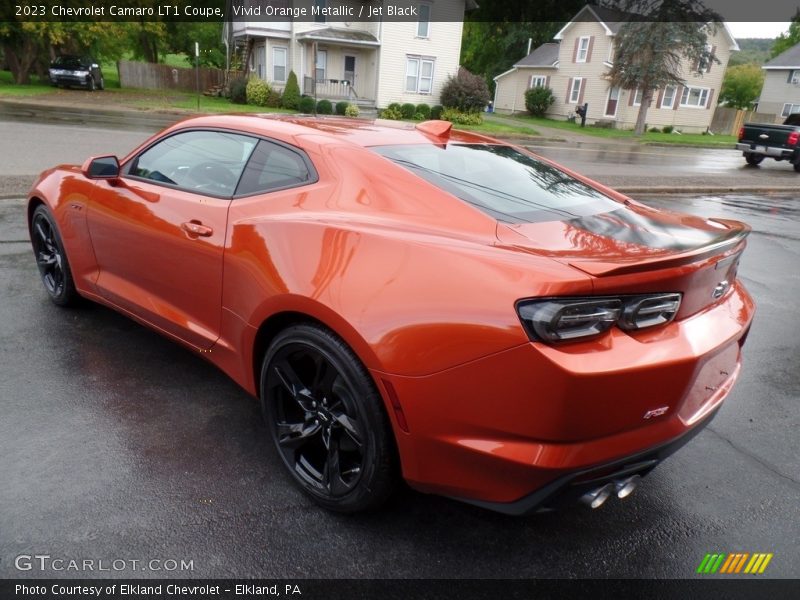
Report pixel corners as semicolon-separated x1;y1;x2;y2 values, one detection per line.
118;60;226;92
711;107;780;136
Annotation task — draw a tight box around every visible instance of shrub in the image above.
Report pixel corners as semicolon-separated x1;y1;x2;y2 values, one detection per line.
649;126;660;133
431;105;443;120
298;95;316;113
440;107;483;125
246;77;270;106
228;76;248;105
265;88;283;108
344;104;360;117
400;103;416;119
440;67;490;112
415;103;431;119
662;125;674;134
413;112;425;120
524;86;554;117
281;71;301;110
335;101;349;115
380;107;403;120
316;99;333;114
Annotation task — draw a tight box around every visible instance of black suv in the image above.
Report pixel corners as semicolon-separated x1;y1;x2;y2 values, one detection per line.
48;55;104;91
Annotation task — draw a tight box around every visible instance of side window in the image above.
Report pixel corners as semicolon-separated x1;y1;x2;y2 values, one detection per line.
235;140;314;196
129;130;258;196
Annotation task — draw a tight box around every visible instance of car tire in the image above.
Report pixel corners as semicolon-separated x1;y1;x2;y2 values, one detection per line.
98;76;105;91
745;153;764;166
794;162;800;173
260;323;398;513
87;76;95;91
30;205;79;307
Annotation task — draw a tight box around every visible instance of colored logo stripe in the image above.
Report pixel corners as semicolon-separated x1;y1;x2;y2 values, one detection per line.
698;553;773;574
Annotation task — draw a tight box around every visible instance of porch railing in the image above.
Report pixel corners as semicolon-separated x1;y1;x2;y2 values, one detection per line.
303;76;358;100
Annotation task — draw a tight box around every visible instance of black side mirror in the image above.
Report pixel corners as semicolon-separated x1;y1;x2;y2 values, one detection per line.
82;155;120;179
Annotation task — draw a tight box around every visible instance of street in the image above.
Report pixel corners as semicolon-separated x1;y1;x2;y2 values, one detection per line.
0;115;798;579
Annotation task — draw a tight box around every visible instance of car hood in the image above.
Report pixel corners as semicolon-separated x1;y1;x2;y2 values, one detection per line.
496;202;749;276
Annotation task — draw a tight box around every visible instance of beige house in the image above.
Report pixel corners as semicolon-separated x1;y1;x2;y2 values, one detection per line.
493;4;739;133
758;42;800;119
228;0;472;110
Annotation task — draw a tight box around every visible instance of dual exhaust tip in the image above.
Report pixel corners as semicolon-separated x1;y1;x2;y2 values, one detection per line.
580;475;641;509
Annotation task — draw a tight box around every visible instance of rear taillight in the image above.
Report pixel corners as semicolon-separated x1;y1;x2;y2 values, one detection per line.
788;131;799;146
516;293;682;343
738;127;744;141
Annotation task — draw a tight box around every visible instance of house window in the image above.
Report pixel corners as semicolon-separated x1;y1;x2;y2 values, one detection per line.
569;78;583;103
576;37;590;62
272;47;287;83
607;42;614;64
790;70;800;84
406;57;434;94
781;103;800;117
680;85;710;108
314;0;326;23
633;87;643;106
529;76;547;88
315;50;327;82
417;4;431;38
661;85;677;109
698;43;713;73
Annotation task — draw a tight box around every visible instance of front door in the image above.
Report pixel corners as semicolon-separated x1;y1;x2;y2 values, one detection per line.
605;86;620;117
344;55;356;92
87;130;258;350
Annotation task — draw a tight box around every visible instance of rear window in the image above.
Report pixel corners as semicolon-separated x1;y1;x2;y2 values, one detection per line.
372;143;620;223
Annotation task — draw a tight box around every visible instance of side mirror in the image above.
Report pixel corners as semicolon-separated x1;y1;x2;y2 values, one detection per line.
91;64;99;69
82;155;120;179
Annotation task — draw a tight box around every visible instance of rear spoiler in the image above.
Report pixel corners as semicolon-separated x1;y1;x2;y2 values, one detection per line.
568;221;750;277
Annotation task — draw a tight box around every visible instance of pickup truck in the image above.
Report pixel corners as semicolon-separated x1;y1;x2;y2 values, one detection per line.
736;113;800;171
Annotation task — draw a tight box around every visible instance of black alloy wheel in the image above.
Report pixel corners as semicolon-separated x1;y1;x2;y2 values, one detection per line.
261;324;397;512
30;205;78;306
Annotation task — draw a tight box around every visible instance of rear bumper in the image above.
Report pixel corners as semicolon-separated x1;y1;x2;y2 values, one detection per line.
377;282;755;509
458;406;718;515
736;142;795;159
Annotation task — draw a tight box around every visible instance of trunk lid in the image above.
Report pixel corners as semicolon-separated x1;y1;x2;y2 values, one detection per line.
741;122;798;148
496;203;749;319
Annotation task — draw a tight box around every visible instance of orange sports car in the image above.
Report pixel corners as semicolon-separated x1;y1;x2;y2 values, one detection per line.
27;116;754;514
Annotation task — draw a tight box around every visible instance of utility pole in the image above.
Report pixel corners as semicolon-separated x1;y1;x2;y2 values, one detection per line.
195;41;200;111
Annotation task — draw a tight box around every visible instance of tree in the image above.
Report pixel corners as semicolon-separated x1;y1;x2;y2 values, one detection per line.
606;0;722;135
282;71;301;109
771;10;800;58
440;67;491;112
719;64;764;110
166;22;226;69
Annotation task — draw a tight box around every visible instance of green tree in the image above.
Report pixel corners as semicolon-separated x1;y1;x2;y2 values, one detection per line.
771;11;800;58
166;22;225;69
606;0;722;136
282;71;301;109
719;64;764;110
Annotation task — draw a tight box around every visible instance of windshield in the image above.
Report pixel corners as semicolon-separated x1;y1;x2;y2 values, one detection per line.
372;143;621;224
52;56;86;68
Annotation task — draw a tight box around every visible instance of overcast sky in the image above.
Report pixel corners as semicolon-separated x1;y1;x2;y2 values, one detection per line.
727;22;789;39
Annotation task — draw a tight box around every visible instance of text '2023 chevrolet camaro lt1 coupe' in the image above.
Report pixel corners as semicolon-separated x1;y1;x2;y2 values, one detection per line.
27;116;754;514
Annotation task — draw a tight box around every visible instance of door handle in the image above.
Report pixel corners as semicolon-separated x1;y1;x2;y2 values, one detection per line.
181;221;213;237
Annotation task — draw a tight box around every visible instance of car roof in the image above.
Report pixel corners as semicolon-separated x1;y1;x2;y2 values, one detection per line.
166;114;498;149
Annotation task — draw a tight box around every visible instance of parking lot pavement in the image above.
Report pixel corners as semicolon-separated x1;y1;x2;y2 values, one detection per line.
1;190;798;580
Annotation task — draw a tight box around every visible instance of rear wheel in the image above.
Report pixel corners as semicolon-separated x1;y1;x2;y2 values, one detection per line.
30;205;79;307
98;76;105;91
745;153;764;166
87;76;95;91
793;162;800;173
260;323;397;512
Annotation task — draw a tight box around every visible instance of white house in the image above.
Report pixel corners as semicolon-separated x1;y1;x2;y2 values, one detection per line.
227;0;474;109
492;4;739;133
758;42;800;119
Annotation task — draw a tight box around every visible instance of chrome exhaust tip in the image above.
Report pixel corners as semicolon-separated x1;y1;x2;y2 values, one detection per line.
614;474;641;499
580;483;615;509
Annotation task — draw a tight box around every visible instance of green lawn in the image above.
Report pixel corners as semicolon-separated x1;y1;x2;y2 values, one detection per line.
136;94;295;114
0;71;55;96
454;120;540;137
501;114;736;146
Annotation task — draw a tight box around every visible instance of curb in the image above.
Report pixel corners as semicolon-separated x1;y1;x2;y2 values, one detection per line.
614;186;797;195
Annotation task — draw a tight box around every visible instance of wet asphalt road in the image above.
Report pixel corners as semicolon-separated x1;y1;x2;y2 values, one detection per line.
0;115;799;580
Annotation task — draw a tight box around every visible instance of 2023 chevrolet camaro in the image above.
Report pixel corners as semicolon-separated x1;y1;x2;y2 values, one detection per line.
28;116;754;514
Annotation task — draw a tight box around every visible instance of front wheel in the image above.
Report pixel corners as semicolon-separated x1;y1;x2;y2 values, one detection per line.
793;162;800;173
98;76;105;91
745;153;764;166
87;76;95;91
30;205;79;306
260;323;398;512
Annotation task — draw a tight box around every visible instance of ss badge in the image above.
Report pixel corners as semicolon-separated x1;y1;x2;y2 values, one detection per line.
643;406;669;419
